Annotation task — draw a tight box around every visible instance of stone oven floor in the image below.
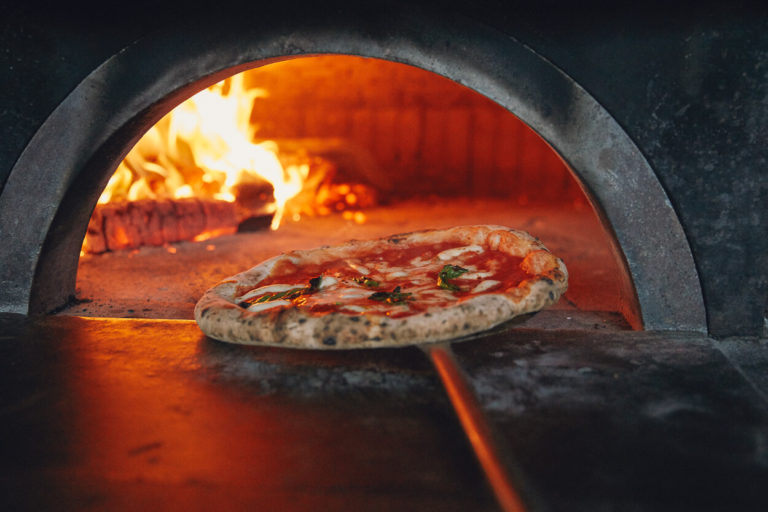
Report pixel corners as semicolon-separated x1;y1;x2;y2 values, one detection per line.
68;199;628;326
1;314;767;511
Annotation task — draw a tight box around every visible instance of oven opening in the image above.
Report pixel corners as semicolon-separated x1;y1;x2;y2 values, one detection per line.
66;55;634;330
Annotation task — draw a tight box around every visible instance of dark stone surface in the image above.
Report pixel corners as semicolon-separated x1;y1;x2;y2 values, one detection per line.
0;314;496;511
1;315;768;510
453;328;768;511
715;337;768;401
0;1;765;331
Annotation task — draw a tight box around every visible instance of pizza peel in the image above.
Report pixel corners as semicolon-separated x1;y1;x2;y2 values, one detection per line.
424;342;527;512
420;313;536;512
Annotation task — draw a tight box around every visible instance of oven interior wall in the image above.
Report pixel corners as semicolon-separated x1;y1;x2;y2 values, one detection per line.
245;56;581;203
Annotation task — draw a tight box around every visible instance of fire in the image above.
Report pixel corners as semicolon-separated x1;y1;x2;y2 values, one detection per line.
86;69;380;255
99;74;307;230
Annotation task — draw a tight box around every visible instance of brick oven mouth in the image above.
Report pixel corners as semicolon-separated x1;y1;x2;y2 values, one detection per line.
0;10;706;334
67;56;629;330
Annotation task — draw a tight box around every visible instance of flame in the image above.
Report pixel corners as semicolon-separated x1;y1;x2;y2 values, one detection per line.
87;70;380;255
100;74;307;230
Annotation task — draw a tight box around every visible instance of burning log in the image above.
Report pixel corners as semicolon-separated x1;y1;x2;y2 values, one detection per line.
82;198;242;254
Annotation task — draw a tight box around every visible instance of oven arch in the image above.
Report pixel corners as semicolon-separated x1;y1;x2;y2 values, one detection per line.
0;10;705;331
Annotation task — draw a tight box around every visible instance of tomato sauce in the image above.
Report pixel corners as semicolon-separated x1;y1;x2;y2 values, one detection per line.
243;242;529;317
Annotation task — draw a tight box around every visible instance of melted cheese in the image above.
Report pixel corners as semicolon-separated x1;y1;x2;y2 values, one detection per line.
319;276;338;288
246;299;291;312
472;280;501;293
463;271;493;280
438;245;484;261
346;262;371;275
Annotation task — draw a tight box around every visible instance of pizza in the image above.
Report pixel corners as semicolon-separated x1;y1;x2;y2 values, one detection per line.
194;225;568;349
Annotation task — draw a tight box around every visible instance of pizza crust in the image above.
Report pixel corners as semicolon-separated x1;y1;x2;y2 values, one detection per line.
194;225;568;349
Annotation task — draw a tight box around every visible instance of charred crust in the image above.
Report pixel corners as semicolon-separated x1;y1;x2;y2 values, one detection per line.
350;316;360;322
463;323;470;330
549;291;555;300
200;307;211;318
322;336;337;346
298;318;307;324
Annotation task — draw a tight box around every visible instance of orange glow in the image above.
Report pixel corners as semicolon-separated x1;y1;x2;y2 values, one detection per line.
192;228;236;242
114;226;130;247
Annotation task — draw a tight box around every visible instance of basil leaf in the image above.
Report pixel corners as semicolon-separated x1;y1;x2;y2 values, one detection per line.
438;264;468;292
369;285;413;305
242;276;325;307
440;264;468;279
354;276;380;287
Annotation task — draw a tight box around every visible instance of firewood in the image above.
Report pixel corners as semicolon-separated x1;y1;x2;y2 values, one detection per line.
82;198;245;254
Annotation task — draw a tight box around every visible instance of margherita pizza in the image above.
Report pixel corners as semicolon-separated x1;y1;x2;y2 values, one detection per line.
194;225;568;349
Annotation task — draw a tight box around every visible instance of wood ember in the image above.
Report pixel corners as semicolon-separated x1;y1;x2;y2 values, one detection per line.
82;198;243;254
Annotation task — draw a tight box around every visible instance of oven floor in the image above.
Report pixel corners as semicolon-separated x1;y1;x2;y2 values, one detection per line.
1;315;766;511
69;199;627;322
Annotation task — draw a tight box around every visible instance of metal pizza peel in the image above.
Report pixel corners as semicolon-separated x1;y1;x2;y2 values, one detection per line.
419;313;536;512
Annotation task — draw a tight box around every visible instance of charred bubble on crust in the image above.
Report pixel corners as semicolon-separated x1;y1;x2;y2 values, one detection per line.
388;237;405;244
322;336;337;346
350;316;360;322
